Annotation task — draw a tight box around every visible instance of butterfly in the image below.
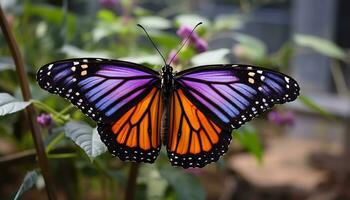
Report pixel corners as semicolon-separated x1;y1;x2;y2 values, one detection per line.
36;57;299;168
36;24;299;168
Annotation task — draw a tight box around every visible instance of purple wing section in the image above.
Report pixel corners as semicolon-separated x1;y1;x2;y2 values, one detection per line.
175;65;300;130
36;58;160;123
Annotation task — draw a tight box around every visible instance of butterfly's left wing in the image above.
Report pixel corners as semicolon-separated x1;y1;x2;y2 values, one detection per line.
167;64;299;168
36;58;163;162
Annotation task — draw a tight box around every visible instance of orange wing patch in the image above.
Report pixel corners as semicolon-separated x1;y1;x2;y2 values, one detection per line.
167;89;232;168
98;87;163;163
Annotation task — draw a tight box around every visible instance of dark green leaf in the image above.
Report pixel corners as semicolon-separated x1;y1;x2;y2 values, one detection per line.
234;125;263;163
24;4;76;37
159;165;206;200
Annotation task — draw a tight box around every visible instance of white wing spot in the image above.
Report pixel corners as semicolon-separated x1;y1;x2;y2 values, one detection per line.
285;77;290;83
248;72;255;77
257;70;263;74
48;64;53;70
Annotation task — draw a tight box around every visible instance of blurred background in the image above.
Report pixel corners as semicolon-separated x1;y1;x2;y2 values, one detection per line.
0;0;349;199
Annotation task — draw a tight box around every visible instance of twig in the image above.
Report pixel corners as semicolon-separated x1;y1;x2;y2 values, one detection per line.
125;163;140;200
0;149;36;164
0;6;57;200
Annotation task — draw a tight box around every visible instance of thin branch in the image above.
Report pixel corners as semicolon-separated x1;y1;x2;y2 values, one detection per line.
0;6;57;200
125;163;140;200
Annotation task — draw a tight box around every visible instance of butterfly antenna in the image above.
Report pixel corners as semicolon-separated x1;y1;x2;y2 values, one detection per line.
168;22;203;66
137;24;167;65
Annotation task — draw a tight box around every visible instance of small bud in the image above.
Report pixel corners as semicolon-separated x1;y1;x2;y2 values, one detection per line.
36;113;52;128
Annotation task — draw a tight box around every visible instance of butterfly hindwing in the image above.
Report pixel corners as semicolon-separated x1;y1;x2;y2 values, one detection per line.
175;64;300;130
167;88;232;168
36;58;160;123
98;87;164;162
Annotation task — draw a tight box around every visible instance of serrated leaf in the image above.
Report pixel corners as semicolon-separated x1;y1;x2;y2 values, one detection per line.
64;121;107;160
191;48;230;65
234;125;263;163
159;165;205;200
294;34;347;61
0;93;30;116
13;171;39;200
138;16;171;30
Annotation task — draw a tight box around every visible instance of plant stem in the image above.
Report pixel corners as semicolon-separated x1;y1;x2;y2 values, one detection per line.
125;163;140;200
46;132;65;154
0;6;57;200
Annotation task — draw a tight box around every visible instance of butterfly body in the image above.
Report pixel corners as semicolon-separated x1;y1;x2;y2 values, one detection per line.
37;58;299;168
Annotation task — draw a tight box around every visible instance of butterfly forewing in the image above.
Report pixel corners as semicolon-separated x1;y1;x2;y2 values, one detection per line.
36;58;160;123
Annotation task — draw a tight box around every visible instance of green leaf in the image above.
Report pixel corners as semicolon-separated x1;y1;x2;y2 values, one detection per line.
24;4;76;37
175;14;210;28
0;93;30;116
64;121;107;160
213;14;244;31
159;165;206;200
294;34;347;61
120;54;164;66
97;9;119;22
61;45;110;58
191;48;230;65
13;171;39;200
298;95;335;120
233;33;267;60
138;165;168;200
138;16;171;30
234;125;263;163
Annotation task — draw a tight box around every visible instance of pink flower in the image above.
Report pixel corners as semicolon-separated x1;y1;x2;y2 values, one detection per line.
176;25;195;39
167;49;178;64
268;110;295;126
176;25;208;53
99;0;118;8
194;38;208;53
